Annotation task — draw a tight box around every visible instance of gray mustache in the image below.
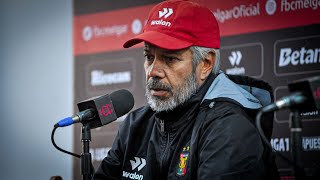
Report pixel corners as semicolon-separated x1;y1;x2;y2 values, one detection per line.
146;78;172;92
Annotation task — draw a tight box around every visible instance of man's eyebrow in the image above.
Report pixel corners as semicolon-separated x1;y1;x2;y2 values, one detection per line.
143;45;187;55
162;49;180;55
162;49;187;55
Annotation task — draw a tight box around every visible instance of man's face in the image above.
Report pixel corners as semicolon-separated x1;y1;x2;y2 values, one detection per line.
144;43;200;112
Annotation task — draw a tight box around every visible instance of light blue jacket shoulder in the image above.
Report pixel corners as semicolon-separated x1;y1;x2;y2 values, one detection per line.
202;73;272;109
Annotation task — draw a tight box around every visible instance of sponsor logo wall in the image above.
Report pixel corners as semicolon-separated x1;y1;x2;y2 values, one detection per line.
73;0;320;179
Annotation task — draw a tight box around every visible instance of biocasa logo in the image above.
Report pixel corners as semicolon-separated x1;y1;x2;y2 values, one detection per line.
85;59;134;96
151;8;173;27
274;36;320;76
123;157;146;180
91;70;131;86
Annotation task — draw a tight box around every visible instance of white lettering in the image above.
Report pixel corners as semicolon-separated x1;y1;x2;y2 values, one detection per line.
226;67;245;75
213;3;260;23
303;137;320;151
300;110;318;116
122;171;143;180
123;171;130;178
291;50;300;65
281;0;320;12
272;137;320;152
93;24;128;37
150;19;171;27
91;70;131;86
279;48;292;67
278;47;320;67
271;138;290;152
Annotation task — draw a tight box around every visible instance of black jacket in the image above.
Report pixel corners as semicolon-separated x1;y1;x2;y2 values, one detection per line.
93;73;279;180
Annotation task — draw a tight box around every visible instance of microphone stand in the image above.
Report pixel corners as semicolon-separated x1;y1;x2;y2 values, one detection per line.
81;123;92;180
289;108;305;179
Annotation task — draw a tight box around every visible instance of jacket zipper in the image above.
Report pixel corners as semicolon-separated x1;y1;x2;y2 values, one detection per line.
159;119;170;178
160;119;165;132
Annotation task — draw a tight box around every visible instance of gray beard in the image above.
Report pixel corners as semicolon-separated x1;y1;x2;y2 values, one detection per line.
145;73;199;112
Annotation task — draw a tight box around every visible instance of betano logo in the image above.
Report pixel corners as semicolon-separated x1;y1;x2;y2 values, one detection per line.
151;8;173;27
122;157;146;180
226;51;245;75
278;47;320;67
274;36;320;76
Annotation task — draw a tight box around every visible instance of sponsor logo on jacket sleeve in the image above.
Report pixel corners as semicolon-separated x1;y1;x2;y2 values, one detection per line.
123;157;146;180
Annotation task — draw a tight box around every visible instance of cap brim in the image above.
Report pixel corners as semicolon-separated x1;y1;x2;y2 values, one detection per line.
123;31;193;50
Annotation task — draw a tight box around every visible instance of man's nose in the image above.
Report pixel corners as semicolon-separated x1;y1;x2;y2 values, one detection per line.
147;59;165;78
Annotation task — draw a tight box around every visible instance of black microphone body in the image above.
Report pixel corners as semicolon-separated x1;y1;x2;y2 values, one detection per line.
262;76;320;113
261;92;307;113
288;75;320;112
256;76;320;179
56;89;134;129
77;89;134;129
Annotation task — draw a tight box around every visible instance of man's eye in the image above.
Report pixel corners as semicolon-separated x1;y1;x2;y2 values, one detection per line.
164;56;178;63
144;55;154;62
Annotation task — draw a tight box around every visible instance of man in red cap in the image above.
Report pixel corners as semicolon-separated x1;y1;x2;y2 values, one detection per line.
93;0;278;179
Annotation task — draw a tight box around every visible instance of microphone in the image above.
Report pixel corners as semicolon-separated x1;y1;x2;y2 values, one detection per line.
261;92;307;113
261;76;320;113
55;89;134;129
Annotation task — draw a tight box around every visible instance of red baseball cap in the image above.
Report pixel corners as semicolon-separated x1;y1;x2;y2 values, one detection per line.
123;0;220;50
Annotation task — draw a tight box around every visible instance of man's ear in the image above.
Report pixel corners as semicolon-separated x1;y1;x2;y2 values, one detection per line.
199;51;215;81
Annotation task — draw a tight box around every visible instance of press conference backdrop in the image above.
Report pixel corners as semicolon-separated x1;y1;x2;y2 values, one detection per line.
73;0;320;179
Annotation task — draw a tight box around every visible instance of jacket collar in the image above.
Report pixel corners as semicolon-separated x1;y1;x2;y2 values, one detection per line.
202;72;262;109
